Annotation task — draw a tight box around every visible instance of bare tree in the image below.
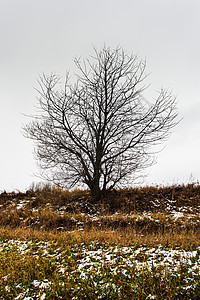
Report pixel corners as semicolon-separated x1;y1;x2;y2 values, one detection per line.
23;46;178;200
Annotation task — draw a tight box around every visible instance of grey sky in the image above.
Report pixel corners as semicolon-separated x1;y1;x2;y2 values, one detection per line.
1;0;200;191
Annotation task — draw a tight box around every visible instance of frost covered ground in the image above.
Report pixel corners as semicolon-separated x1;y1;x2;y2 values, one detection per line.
1;239;200;299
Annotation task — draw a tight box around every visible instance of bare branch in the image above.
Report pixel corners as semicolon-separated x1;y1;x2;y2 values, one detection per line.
23;46;179;200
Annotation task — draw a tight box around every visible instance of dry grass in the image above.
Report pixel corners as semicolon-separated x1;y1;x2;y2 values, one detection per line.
1;183;200;299
0;182;200;245
0;226;200;250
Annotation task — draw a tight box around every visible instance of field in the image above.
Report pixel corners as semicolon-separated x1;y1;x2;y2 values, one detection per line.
1;183;200;299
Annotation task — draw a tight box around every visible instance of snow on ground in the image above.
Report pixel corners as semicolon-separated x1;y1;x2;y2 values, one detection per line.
1;239;200;299
1;195;200;232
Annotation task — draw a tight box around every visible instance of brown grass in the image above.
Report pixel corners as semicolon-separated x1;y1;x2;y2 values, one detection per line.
0;226;200;250
1;182;200;249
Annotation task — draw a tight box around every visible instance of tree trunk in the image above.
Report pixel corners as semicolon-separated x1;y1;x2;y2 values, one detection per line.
91;180;101;202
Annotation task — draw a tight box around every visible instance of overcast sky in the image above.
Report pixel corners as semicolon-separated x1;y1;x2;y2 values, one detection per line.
1;0;200;191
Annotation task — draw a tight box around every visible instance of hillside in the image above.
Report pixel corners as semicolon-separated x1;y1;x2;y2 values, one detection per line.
1;183;200;238
1;183;200;299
